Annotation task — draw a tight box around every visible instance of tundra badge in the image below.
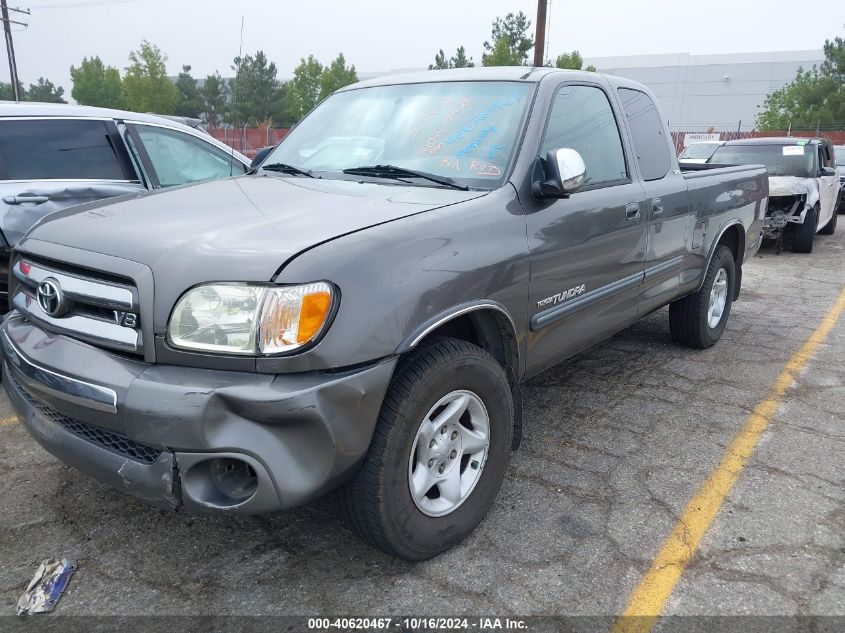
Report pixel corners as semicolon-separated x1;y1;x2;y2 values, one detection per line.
537;284;586;308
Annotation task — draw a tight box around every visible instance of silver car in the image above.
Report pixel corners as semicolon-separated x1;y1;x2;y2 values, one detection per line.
0;103;249;308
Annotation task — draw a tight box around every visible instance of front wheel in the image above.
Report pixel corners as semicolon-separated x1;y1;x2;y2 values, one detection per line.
819;207;837;235
792;205;818;252
338;338;513;560
669;244;736;349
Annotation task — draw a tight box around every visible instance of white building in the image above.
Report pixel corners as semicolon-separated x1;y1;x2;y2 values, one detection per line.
586;50;825;132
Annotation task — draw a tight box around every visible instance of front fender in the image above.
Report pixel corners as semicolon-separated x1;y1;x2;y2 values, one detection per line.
265;186;531;376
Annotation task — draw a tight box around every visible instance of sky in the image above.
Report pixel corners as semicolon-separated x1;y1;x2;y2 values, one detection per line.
3;0;844;97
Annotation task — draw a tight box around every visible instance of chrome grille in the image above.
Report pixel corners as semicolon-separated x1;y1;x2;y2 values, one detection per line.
11;258;142;354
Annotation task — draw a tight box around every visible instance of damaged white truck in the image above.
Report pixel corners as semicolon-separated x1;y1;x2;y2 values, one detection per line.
708;138;840;253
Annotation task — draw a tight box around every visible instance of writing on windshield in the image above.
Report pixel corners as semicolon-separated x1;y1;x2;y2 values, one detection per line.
264;81;533;187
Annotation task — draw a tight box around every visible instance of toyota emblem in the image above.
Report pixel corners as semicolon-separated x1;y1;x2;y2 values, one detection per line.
36;278;66;317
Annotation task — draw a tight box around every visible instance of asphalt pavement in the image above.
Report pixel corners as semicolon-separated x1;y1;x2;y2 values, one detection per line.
0;228;843;629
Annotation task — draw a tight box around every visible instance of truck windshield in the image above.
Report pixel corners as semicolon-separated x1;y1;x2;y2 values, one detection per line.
262;81;533;189
709;144;815;177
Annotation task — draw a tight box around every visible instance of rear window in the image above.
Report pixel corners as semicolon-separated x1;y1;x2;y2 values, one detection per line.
0;119;130;181
617;88;670;181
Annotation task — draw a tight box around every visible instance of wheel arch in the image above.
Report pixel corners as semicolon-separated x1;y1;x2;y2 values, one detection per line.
698;220;745;299
396;300;524;450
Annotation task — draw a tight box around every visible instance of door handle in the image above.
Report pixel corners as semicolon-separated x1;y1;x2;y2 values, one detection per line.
3;195;49;205
652;197;664;214
625;202;641;221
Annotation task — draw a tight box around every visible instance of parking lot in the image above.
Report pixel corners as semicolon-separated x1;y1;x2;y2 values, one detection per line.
0;229;843;623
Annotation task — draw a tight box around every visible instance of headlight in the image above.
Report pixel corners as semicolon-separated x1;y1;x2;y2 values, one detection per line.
168;282;335;355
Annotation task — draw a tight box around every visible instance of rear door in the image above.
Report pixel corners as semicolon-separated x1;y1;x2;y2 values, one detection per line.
617;87;693;314
125;123;248;189
0;117;143;246
523;82;647;374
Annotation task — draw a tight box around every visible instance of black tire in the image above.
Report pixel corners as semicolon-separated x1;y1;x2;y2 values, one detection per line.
338;337;513;561
819;207;837;235
792;205;818;253
669;245;736;349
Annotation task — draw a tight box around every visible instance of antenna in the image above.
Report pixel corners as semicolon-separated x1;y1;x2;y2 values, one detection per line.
230;14;244;175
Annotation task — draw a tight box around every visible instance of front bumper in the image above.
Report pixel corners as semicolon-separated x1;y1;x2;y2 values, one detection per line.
763;195;809;239
1;313;396;514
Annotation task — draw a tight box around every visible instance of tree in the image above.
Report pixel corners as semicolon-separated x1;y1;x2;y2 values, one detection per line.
200;72;228;128
123;40;178;114
554;51;583;70
757;29;845;130
319;53;358;100
228;51;286;126
552;51;597;72
429;46;475;70
430;49;450;70
0;81;26;101
70;56;125;108
452;46;475;69
482;36;523;67
26;77;66;103
287;55;324;122
482;12;533;67
174;65;202;118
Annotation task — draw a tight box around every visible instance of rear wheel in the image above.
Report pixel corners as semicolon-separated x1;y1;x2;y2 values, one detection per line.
338;337;513;560
793;205;818;253
819;207;837;235
669;245;736;349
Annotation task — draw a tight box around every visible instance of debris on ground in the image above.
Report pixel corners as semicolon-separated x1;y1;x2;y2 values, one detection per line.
16;559;76;615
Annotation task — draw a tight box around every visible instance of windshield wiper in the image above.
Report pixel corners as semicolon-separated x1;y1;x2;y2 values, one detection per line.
342;164;468;190
261;162;318;178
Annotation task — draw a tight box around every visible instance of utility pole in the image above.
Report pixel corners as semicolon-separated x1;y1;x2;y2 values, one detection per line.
1;0;29;102
533;0;548;67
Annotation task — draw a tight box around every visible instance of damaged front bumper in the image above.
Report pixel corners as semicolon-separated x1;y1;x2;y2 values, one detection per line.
763;193;810;239
1;312;396;514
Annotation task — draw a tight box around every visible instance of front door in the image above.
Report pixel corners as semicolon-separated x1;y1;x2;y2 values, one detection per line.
522;83;647;376
817;142;838;229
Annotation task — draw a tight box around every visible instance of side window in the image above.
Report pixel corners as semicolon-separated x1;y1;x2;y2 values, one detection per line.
617;88;671;181
133;125;247;187
540;85;628;186
821;144;834;169
0;119;130;181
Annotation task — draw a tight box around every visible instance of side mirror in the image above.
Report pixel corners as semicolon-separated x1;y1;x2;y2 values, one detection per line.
532;148;586;199
250;145;275;170
820;166;837;177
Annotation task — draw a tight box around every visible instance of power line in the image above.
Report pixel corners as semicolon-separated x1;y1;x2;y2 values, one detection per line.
26;0;139;9
1;0;26;100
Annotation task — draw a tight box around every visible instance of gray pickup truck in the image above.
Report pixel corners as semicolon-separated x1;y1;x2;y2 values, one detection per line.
1;68;767;560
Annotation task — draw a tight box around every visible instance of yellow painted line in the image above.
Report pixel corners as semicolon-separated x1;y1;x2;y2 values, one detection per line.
614;287;845;633
0;415;18;427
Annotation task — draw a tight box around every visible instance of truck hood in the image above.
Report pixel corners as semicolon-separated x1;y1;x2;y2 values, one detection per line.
22;175;486;282
768;176;815;197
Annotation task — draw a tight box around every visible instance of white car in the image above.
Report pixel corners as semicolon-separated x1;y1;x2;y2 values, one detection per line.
708;138;840;253
678;141;723;163
0;102;250;309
